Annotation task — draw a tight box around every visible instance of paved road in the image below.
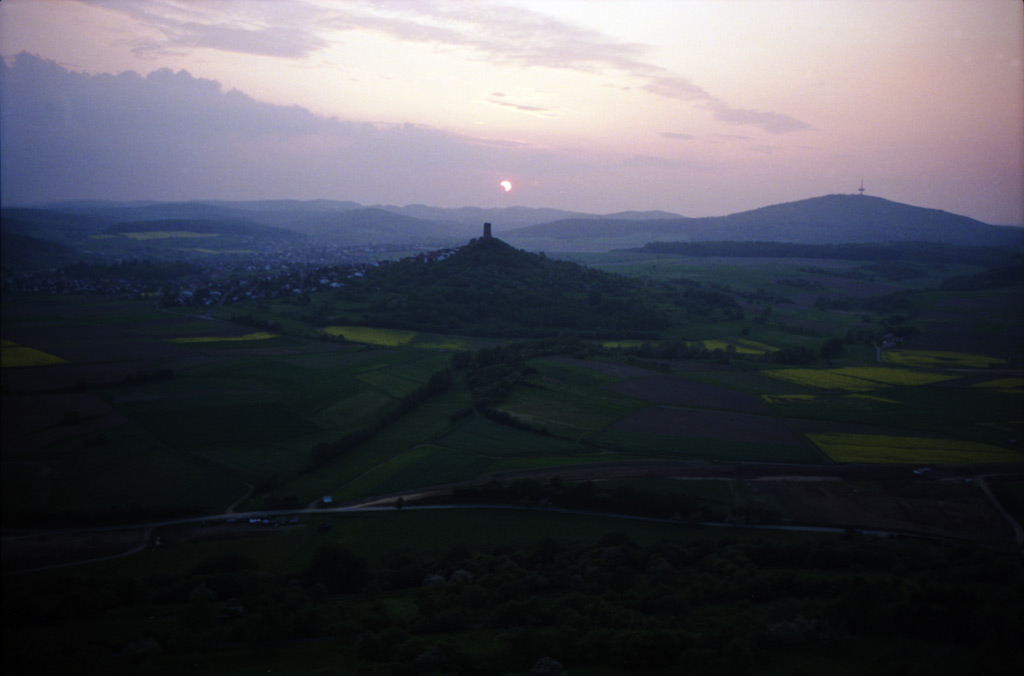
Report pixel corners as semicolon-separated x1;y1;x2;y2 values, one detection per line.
8;461;1022;572
2;500;945;573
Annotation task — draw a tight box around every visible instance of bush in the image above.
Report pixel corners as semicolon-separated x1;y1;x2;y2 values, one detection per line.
303;543;369;593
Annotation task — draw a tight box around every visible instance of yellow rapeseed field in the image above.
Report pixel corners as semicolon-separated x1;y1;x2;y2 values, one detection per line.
166;332;277;343
602;340;648;349
882;349;1007;368
830;367;956;386
845;394;900;403
699;339;770;355
763;367;955;391
761;394;817;404
808;433;1021;464
762;369;877;391
736;338;778;353
1;340;68;367
122;231;220;240
178;248;256;254
972;378;1024;389
322;325;417;347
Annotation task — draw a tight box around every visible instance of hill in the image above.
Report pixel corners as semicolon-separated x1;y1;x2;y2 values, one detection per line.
504;194;1024;251
333;235;739;337
0;230;86;271
277;207;475;245
7;194;1020;258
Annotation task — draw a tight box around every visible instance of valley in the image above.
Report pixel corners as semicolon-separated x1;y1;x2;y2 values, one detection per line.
2;197;1022;675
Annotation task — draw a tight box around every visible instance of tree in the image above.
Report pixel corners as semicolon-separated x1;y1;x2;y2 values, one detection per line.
303;543;369;593
819;336;845;359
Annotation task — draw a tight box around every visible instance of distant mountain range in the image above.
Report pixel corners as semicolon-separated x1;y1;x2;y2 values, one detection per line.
3;194;1021;260
502;195;1024;252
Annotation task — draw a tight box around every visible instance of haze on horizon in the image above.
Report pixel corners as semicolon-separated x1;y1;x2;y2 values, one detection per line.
1;0;1021;225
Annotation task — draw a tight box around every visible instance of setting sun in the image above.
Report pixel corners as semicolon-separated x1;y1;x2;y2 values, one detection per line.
500;180;512;192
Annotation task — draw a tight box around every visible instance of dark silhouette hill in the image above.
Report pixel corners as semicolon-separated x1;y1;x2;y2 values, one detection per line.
504;194;1024;252
8;194;1019;255
279;207;475;245
335;235;739;337
0;230;85;270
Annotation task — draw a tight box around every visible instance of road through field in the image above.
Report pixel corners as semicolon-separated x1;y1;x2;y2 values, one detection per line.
7;461;1022;572
976;474;1024;545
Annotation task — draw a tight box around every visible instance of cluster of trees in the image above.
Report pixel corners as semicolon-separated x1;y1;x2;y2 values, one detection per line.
814;290;915;314
620;338;730;363
5;519;1021;675
940;263;1024;291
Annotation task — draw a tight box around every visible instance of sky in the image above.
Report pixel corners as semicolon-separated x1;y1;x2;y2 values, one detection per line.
1;0;1021;224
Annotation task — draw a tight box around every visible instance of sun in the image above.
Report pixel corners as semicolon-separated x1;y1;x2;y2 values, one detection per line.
500;180;512;192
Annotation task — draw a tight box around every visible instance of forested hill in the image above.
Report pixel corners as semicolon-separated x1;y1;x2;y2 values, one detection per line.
630;240;1013;267
504;194;1024;252
337;236;740;337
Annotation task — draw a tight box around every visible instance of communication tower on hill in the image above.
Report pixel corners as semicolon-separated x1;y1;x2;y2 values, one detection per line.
858;179;865;196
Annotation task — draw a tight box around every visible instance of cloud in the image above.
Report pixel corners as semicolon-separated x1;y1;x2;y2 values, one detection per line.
643;76;812;135
323;1;651;73
617;155;707;170
712;133;754;142
89;0;811;135
660;132;695;141
483;96;560;118
169;23;329;59
340;3;813;135
0;52;515;205
87;0;329;59
643;75;715;102
708;104;813;134
402;4;812;135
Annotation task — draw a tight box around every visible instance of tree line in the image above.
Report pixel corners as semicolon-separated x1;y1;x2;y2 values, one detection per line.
5;513;1021;675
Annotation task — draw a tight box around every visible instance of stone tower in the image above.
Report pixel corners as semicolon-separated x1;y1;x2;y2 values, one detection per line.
483;222;492;239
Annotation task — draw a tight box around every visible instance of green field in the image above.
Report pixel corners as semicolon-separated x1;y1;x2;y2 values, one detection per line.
2;245;1021;523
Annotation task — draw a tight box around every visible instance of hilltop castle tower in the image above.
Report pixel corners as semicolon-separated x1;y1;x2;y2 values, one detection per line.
483;222;492;239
